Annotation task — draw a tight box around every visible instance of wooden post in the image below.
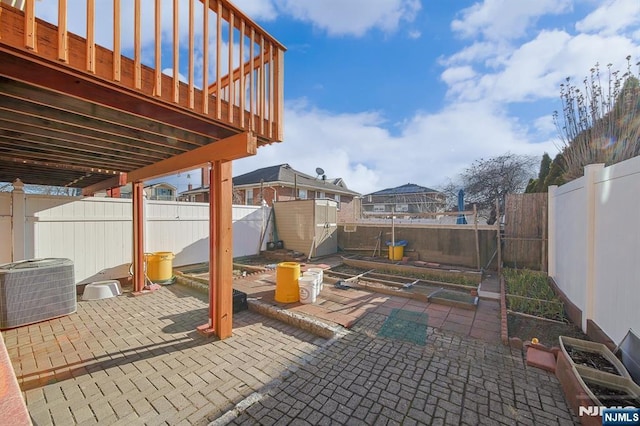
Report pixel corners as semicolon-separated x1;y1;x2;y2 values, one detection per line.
113;0;121;81
188;0;195;109
214;160;233;338
86;0;95;73
202;0;209;114
134;0;141;89
57;0;68;62
496;198;502;276
474;204;480;271
215;0;222;119
227;9;234;122
132;181;145;292
172;0;179;103
198;161;233;339
154;0;161;96
24;0;36;51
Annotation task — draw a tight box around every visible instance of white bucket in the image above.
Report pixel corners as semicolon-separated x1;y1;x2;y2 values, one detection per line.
298;276;317;304
303;271;321;296
308;268;324;294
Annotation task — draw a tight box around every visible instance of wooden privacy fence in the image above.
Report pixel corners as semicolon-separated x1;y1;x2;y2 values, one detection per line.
503;193;548;271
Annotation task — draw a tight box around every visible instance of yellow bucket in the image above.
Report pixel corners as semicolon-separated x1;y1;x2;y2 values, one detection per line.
388;245;404;261
275;262;300;303
146;252;175;282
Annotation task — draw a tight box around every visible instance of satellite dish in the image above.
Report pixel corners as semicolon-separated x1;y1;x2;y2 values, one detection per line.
315;167;325;176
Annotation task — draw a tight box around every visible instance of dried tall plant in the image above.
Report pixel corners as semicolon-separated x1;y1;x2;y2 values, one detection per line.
553;56;640;180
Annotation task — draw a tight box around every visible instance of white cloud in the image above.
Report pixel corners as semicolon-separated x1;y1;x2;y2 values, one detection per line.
274;0;421;37
443;41;509;67
576;0;640;35
235;100;556;195
443;30;640;103
452;0;572;41
231;0;278;22
440;66;476;86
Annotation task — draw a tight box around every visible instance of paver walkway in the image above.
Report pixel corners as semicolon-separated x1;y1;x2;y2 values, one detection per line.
4;272;579;425
227;312;579;425
4;284;326;425
233;269;502;345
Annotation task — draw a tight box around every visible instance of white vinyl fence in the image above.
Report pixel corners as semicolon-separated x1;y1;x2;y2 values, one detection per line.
0;189;270;284
549;157;640;344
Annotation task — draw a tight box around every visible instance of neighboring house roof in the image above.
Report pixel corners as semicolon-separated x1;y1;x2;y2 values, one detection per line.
231;164;361;196
179;186;208;196
366;183;441;197
145;182;176;191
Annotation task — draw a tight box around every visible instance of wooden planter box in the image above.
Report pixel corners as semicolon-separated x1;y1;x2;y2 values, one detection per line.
574;364;640;407
556;349;640;426
559;336;631;378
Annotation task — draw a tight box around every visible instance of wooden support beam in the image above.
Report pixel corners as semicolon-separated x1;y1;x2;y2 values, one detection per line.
213;160;233;338
82;173;127;196
126;131;256;182
198;160;233;338
132;181;145;292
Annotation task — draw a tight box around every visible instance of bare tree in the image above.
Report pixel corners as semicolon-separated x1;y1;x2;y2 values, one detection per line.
455;153;536;211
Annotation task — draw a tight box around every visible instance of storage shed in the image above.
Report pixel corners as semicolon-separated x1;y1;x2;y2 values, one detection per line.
273;199;338;257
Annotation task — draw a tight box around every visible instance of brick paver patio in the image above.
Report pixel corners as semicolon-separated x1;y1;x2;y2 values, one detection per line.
4;285;326;425
227;313;579;425
4;274;579;425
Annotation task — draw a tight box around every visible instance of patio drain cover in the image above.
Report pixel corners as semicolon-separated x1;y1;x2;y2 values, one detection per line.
377;309;428;346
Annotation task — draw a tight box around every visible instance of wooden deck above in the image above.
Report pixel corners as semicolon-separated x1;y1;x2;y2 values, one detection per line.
0;0;284;190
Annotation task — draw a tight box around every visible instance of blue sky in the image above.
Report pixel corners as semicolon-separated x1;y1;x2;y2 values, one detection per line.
223;0;640;195
35;0;640;195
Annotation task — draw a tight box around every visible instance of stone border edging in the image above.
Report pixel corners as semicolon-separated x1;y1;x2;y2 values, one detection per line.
174;274;345;340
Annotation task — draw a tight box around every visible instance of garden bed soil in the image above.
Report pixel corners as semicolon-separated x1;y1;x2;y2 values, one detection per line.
507;312;587;347
566;346;620;375
583;380;640;407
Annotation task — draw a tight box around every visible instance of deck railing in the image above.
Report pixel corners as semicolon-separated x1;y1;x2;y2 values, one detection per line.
0;0;284;143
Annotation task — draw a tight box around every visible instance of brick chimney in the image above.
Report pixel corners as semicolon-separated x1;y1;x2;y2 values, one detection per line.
188;183;193;191
201;166;210;187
